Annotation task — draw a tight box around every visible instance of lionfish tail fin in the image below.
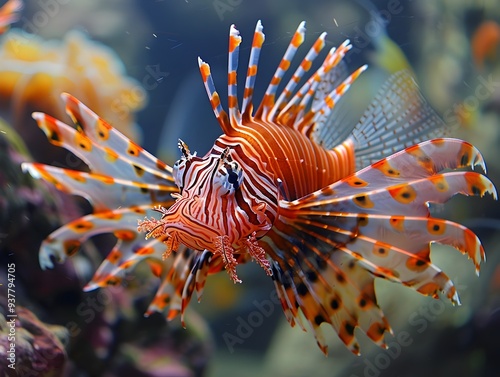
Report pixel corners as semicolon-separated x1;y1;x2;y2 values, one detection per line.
349;70;451;169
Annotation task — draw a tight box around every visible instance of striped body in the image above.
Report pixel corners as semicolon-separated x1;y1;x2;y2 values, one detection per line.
216;122;355;200
157;121;354;250
22;21;496;355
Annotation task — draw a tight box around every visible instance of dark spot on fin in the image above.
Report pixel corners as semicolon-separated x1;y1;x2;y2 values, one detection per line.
49;130;60;143
133;164;145;177
297;282;308;296
461;153;469;166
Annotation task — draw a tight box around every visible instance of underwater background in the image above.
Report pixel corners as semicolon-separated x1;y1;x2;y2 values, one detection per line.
0;0;500;376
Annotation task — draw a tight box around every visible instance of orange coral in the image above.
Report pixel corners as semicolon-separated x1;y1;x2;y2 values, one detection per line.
0;29;146;146
0;0;23;34
471;20;500;69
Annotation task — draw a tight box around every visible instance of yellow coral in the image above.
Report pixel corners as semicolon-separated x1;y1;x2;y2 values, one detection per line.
0;29;146;141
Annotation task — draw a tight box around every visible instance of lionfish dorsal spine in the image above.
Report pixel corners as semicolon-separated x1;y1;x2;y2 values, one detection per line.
198;57;231;134
292;40;355;132
307;64;368;132
228;24;242;127
276;40;351;129
242;20;265;121
255;21;306;121
270;31;327;122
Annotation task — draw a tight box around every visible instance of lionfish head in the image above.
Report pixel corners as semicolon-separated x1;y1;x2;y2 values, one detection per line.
138;139;273;282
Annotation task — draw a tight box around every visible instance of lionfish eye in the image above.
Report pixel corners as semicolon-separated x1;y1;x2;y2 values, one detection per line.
173;139;193;191
224;160;243;190
214;147;243;192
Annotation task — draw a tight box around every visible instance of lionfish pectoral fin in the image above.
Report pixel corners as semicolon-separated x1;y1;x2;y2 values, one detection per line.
84;233;165;291
146;245;196;318
261;138;496;354
34;206;165;290
191;250;213;301
24;93;185;302
263;225;391;355
53;94;176;184
22;162;176;212
269;262;310;333
145;248;241;326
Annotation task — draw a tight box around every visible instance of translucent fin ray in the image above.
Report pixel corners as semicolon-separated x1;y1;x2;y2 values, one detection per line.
348;71;451;169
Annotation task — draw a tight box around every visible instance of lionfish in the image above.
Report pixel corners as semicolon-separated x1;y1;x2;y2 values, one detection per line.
22;21;496;355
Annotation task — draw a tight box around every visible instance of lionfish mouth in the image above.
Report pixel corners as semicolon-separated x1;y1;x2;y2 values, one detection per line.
138;204;272;283
137;204;218;255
